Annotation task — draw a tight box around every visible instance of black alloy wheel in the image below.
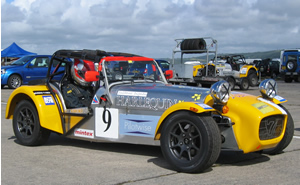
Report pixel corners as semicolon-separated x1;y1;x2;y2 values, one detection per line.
13;100;50;146
161;111;221;173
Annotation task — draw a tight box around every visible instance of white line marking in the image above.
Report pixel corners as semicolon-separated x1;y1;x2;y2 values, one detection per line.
293;136;300;139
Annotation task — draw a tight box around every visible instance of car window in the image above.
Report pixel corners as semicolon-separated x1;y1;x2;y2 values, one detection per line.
29;57;49;68
11;56;34;65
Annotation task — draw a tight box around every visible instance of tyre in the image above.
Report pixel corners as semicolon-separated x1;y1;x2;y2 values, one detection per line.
160;111;221;173
286;60;297;72
8;74;22;89
248;72;258;87
239;78;249;90
225;77;235;90
263;105;294;155
201;84;211;88
13;100;50;146
113;71;123;81
284;76;293;83
270;71;277;79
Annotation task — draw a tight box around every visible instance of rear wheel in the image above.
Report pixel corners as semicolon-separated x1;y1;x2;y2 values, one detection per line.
239;78;249;90
13;100;50;146
225;77;235;90
263;105;294;154
160;111;221;173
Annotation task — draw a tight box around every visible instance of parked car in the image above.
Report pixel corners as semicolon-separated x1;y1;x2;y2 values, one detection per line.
254;58;280;78
280;49;300;82
156;59;170;73
5;49;294;173
1;55;65;89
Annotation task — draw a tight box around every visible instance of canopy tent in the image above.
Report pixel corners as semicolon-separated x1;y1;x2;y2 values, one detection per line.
1;42;37;58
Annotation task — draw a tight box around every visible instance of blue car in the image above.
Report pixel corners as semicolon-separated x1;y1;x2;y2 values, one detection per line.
156;60;170;73
1;55;65;89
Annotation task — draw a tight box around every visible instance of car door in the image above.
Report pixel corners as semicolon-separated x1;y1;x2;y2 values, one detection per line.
23;56;50;83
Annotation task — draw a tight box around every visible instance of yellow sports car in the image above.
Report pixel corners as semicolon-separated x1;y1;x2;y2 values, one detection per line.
6;49;294;173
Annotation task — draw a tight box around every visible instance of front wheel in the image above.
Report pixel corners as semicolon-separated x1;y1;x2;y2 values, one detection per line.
263;105;294;154
160;111;221;173
13;100;50;146
8;74;22;89
248;72;258;87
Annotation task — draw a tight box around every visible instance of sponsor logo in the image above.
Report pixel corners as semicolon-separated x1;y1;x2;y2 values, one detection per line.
274;95;286;102
74;129;94;139
196;103;213;109
117;91;148;97
43;96;55;105
116;96;178;110
92;95;99;104
34;91;51;95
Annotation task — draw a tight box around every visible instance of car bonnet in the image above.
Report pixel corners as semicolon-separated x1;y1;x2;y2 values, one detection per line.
110;83;211;111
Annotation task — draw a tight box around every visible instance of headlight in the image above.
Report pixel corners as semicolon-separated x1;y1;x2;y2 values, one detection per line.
1;69;6;75
259;79;277;99
240;68;247;74
210;80;231;103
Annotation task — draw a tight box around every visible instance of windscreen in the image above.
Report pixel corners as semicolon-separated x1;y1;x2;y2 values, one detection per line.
104;60;166;84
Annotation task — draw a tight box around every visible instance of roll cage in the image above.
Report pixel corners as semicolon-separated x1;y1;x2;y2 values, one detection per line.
45;49;144;135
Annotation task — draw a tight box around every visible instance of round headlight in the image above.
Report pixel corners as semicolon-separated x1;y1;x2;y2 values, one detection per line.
210;80;231;103
259;79;277;98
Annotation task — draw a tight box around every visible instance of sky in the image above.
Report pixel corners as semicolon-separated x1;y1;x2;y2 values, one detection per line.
1;0;300;58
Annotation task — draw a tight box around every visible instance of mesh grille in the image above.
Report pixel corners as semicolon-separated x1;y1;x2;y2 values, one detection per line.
259;115;285;140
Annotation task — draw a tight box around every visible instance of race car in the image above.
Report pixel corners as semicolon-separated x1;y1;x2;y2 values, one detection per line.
5;49;294;173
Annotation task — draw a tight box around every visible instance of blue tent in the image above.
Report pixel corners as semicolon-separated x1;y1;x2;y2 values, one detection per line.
1;42;37;57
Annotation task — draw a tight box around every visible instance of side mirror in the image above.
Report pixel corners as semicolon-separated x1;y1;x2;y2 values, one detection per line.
165;70;173;79
27;63;34;68
85;71;99;82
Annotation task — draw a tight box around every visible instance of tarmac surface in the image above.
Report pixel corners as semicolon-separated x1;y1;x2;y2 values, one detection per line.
1;80;300;185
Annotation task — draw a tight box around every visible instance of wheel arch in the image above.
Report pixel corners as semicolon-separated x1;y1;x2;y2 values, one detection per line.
154;102;214;140
6;86;63;134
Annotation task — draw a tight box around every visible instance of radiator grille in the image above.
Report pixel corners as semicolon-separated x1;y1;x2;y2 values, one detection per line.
259;115;285;140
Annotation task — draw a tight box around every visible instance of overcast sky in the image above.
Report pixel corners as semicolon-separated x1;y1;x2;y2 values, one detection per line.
1;0;299;58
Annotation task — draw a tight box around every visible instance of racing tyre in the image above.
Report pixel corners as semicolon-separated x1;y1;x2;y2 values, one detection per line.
161;111;221;173
8;74;22;89
248;72;258;87
239;78;249;90
13;100;50;146
263;105;294;155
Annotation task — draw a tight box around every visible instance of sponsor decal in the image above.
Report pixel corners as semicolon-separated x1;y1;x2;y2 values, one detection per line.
116;96;178;110
92;95;99;104
274;95;286;102
252;102;274;114
42;96;55;105
196;103;213;110
258;98;287;115
119;114;159;137
95;107;119;139
34;91;51;95
69;108;84;113
117;91;148;97
192;94;201;101
74;128;94;139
